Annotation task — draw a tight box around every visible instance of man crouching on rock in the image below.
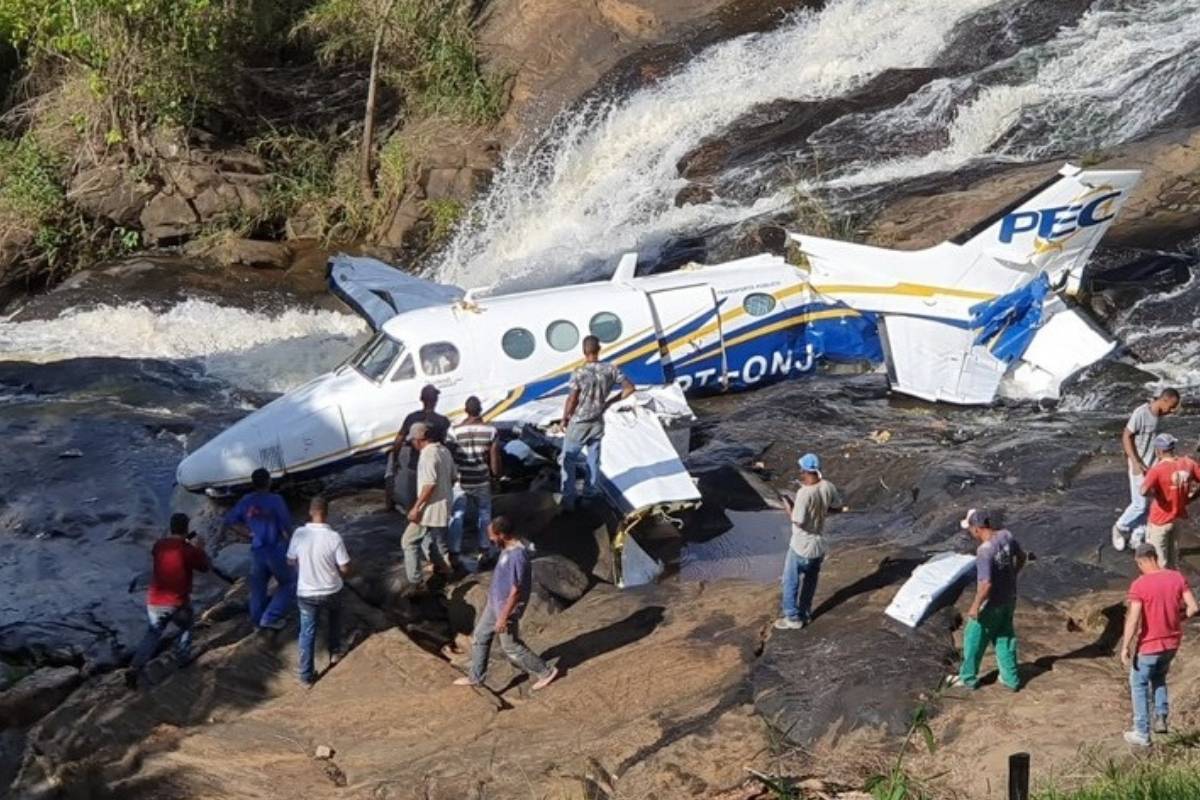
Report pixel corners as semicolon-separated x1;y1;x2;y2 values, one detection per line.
454;515;558;691
947;509;1025;692
774;453;845;631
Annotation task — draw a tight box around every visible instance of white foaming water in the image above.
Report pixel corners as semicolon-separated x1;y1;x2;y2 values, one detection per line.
435;0;1004;290
0;300;367;393
828;0;1200;188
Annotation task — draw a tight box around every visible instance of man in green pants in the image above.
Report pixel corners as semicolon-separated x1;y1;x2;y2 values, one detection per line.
947;508;1027;691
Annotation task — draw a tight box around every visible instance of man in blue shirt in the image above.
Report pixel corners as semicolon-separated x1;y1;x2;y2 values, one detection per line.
224;468;296;629
454;515;558;691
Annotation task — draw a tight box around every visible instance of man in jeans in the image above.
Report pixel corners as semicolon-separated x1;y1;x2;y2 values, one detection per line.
287;495;352;687
449;396;503;564
1113;389;1180;552
1140;433;1200;569
774;453;845;631
454;515;558;691
224;468;296;629
560;335;635;511
1121;542;1197;746
126;513;210;689
947;509;1026;692
402;422;457;587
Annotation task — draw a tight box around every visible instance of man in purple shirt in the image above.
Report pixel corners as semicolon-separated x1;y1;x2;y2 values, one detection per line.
224;468;296;629
454;515;558;691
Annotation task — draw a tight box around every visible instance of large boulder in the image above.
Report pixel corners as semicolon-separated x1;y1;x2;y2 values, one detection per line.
66;165;156;226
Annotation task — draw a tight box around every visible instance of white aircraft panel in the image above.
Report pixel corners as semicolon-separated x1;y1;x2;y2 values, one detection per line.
880;316;1006;405
885;553;977;627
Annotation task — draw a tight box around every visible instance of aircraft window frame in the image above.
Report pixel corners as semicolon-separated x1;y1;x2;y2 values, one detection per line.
502;327;536;360
419;341;461;375
545;319;580;352
589;311;623;343
743;292;777;317
350;332;403;382
391;353;416;382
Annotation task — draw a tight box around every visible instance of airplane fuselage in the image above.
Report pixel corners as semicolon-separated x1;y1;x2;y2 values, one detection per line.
176;253;880;490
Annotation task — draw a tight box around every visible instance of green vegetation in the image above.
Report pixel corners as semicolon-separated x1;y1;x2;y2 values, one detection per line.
865;702;936;800
424;197;462;244
1036;748;1200;800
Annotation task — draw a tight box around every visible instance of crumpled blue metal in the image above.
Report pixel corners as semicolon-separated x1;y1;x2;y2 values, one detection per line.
968;272;1050;363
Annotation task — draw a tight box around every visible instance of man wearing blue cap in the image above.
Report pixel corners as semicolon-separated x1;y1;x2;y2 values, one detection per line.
774;452;845;631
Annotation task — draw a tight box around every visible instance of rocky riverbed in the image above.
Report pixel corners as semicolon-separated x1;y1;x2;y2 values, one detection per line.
5;0;1200;797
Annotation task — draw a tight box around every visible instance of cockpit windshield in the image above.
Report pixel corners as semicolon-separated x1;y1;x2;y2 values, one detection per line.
348;332;405;381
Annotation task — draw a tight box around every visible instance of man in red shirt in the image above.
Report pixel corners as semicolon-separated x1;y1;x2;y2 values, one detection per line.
1120;542;1198;746
1139;433;1200;568
125;513;210;689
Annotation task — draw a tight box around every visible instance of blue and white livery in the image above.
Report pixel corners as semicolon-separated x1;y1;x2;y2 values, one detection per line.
177;164;1140;492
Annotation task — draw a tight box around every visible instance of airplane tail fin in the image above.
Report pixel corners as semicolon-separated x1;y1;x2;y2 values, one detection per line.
949;164;1141;293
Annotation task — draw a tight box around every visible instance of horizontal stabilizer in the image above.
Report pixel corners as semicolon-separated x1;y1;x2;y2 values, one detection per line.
328;254;463;329
879;316;1007;405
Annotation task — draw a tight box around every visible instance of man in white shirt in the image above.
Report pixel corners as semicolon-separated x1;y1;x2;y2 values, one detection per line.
402;421;457;587
287;495;351;687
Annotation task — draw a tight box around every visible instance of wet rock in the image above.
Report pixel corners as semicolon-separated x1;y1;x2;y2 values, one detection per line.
213;543;252;581
674;182;714;207
66;165;157;226
377;195;428;250
422;167;491;204
754;610;957;744
193;237;292;270
676;69;943;181
0;666;82;729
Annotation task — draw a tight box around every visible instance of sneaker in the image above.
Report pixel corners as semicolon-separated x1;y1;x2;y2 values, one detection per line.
772;617;804;631
453;676;482;687
1154;715;1169;735
531;666;559;691
1111;524;1128;552
329;651;344;667
298;677;316;690
1124;730;1151;747
1130;528;1147;548
258;617;287;631
944;674;977;691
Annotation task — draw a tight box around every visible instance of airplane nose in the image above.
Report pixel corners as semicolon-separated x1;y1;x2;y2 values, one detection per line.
176;446;219;491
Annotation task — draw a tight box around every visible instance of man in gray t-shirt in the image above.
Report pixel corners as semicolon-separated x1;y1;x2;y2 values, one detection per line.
1114;390;1180;552
774;453;845;630
559;335;635;511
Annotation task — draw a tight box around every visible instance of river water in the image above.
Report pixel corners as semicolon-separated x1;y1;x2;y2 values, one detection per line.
3;0;1200;672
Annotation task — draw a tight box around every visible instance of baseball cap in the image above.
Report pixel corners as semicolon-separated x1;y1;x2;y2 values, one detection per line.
409;421;429;441
1154;433;1177;451
420;384;440;401
960;508;991;529
797;453;821;476
1134;542;1159;560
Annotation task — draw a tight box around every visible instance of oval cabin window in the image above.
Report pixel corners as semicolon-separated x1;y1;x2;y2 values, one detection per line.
589;312;623;343
502;328;536;360
546;320;580;352
743;292;777;317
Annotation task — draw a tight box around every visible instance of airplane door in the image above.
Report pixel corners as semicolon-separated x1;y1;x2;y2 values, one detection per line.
647;284;727;389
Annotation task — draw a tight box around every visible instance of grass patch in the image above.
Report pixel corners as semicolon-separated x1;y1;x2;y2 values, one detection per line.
424;197;462;244
1036;749;1200;800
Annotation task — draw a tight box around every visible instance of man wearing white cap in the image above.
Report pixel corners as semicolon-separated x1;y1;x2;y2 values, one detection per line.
1139;433;1200;569
774;452;845;631
947;509;1026;691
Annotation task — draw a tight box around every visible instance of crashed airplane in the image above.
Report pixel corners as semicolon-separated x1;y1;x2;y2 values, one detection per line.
177;165;1139;542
